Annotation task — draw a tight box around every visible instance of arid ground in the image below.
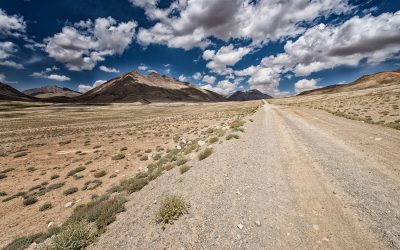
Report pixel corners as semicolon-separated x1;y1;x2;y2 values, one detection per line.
0;101;260;248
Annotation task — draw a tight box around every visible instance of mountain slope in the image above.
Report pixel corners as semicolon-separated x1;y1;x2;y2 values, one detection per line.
227;89;272;101
0;82;33;101
23;86;81;98
76;71;226;102
299;69;400;96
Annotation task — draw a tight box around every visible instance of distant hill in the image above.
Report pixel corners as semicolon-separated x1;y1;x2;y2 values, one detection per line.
298;69;400;96
76;71;226;103
227;89;272;101
23;86;81;98
0;82;34;101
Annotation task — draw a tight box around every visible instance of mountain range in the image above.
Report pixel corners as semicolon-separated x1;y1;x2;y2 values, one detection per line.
23;86;81;98
227;89;272;101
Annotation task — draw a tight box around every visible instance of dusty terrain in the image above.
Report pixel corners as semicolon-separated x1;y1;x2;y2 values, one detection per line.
89;101;400;250
271;84;400;129
0;101;260;248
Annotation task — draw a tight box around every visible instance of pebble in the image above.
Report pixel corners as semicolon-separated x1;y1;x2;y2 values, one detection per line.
64;201;74;208
237;223;244;230
47;222;54;228
176;145;182;150
198;140;206;146
255;220;261;227
374;137;382;141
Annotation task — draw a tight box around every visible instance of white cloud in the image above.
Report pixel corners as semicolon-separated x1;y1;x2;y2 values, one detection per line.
134;0;350;50
193;72;202;80
262;11;400;77
203;44;251;75
202;75;216;84
31;70;71;82
294;79;319;94
234;65;259;76
138;64;148;71
0;41;24;69
178;74;187;82
99;65;120;73
201;79;237;95
0;8;26;37
45;17;137;71
78;80;107;93
0;73;16;84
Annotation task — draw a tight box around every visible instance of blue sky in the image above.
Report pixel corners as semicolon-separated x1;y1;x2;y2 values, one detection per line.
0;0;399;96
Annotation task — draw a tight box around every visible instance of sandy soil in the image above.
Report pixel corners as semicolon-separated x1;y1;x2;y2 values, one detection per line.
0;101;260;247
90;102;400;249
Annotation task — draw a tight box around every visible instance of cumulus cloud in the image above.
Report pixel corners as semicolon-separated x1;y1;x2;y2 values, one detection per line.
31;69;71;82
202;75;216;84
0;8;26;37
0;73;17;84
203;44;251;75
138;64;148;71
262;11;400;77
201;79;237;95
134;0;350;50
294;79;319;94
78;80;107;93
193;72;202;80
45;17;137;71
178;74;187;82
99;65;120;73
0;41;24;69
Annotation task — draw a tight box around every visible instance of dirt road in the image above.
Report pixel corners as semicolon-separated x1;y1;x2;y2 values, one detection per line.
91;102;400;249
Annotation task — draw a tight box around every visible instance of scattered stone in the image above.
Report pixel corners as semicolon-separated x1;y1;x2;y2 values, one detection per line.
313;224;320;231
374;137;382;141
64;201;74;208
197;140;206;146
255;220;261;227
47;222;54;228
176;145;182;150
181;139;187;144
237;223;244;230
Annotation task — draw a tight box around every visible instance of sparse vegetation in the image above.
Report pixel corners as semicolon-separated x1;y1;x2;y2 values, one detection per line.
198;148;213;160
39;202;53;211
94;170;107;178
112;153;125;160
156;195;189;224
180;165;192;174
67;166;86;177
226;134;240;140
64;187;79;196
23;196;38;206
14;152;28;158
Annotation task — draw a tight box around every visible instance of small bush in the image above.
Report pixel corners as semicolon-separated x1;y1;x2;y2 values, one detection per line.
156;195;188;224
209;137;219;144
1;167;14;173
39;202;53;211
120;147;127;151
226;134;239;140
67;166;86;177
0;191;6;196
198;148;213;160
50;174;60;180
94;170;107;178
82;180;102;190
47;182;65;192
49;221;97;250
145;149;152;153
0;173;6;179
176;157;187;166
23;196;38;206
64;187;78;196
126;178;148;193
140;155;149;161
59;139;72;146
112;153;125;161
180;165;192;174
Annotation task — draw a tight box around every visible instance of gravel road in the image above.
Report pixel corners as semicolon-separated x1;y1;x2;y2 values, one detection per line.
90;102;400;249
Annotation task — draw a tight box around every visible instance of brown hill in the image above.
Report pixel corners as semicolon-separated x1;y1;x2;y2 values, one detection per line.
76;71;226;103
23;86;81;98
298;69;400;96
0;82;34;101
228;89;273;101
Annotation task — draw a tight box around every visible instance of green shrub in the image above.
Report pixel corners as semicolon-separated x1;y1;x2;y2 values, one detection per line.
39;202;53;211
82;180;102;190
198;148;213;160
58;139;72;146
208;137;219;144
94;170;107;178
120;147;127;151
176;157;187;166
1;167;14;173
50;174;60;180
112;153;125;161
156;195;188;224
140;155;149;161
0;191;6;196
0;173;7;179
48;221;97;250
23;196;38;206
64;187;78;196
226;134;239;140
47;182;65;192
67;166;86;177
180;165;192;174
